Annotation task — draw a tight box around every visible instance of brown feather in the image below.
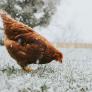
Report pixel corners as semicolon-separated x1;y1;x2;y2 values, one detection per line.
0;10;63;71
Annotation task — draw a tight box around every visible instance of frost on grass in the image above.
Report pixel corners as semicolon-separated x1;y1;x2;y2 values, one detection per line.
0;47;92;92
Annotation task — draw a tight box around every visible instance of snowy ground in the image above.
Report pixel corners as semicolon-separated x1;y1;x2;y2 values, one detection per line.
0;46;92;92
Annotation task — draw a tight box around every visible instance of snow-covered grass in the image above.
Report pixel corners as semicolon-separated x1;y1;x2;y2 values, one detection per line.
0;46;92;92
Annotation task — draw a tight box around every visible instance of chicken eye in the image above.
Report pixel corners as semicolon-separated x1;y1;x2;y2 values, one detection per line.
17;37;25;45
30;40;35;44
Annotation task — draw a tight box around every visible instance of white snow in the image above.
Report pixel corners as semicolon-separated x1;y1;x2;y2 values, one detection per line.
34;12;44;19
14;5;22;11
0;16;4;42
0;47;92;92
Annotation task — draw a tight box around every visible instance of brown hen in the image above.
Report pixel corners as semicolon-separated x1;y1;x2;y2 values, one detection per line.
0;10;63;72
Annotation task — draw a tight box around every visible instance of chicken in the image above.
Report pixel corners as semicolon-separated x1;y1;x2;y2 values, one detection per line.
0;10;63;72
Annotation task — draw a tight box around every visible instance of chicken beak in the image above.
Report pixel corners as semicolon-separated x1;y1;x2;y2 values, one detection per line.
57;57;63;63
60;59;63;63
58;59;63;63
59;55;63;63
